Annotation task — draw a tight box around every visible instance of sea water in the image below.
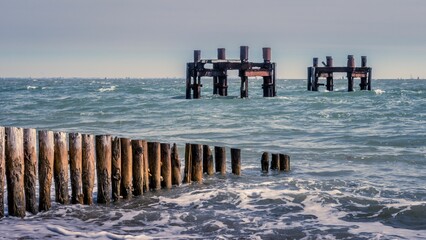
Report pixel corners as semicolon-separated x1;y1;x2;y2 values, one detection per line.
0;78;425;239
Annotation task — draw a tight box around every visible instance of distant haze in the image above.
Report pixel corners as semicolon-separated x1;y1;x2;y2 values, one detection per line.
1;0;425;79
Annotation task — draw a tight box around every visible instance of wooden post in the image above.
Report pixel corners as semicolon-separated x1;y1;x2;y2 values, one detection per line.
96;135;112;204
263;47;271;62
193;50;201;99
148;142;161;190
279;154;291;172
39;130;54;211
171;143;181;185
183;143;192;183
82;134;95;205
5;127;25;217
24;128;37;214
191;144;202;183
121;138;132;198
214;146;226;175
307;67;312;91
203;145;214;175
132;140;144;196
69;133;84;204
326;56;334;91
270;153;279;170
360;56;368;90
231;148;241;176
216;48;226;96
142;140;149;192
272;62;277;97
347;55;355;92
54;132;69;204
0;127;4;218
312;58;319;91
261;152;269;173
161;143;172;189
186;63;192;99
368;68;372;91
111;137;121;201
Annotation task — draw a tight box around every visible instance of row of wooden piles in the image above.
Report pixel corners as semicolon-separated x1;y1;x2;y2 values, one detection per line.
261;152;291;173
0;126;244;218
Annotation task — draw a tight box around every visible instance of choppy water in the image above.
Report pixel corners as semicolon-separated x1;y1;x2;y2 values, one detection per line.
0;78;425;239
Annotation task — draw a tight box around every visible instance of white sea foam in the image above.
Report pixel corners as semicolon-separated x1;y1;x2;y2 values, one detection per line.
27;85;38;90
99;86;117;92
374;89;385;94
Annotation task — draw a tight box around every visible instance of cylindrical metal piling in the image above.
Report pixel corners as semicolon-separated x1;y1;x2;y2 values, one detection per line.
214;146;226;175
183;143;192;183
142;140;149;192
218;48;226;60
270;153;280;170
263;47;271;62
231;148;241;176
148;142;161;190
39;130;54;211
132;140;144;196
240;46;249;62
161;143;172;189
261;152;269;173
24;128;37;214
203;145;214;175
5;127;25;217
279;154;291;172
54;132;69;204
82;134;95;205
121;138;132;198
96;135;112;204
0;127;4;218
191;144;203;183
171;143;181;185
111;137;121;201
69;133;84;204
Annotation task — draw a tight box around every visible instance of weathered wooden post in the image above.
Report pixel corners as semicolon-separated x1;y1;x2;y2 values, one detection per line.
215;146;226;175
217;48;227;96
39;130;54;211
262;47;274;97
270;153;280;170
183;143;192;183
54;132;69;204
307;67;313;91
0;127;4;218
132;139;144;195
171;143;181;185
231;148;241;176
96;135;112;204
347;55;355;92
142;140;149;192
279;154;291;172
326;56;334;91
82;134;95;205
69;133;84;204
186;63;192;99
360;56;368;90
193;50;201;99
191;144;203;183
240;46;249;98
368;68;372;91
24;128;37;214
5;127;25;217
111;137;121;201
161;143;172;189
203;145;214;175
261;152;269;173
148;142;161;190
121;138;132;198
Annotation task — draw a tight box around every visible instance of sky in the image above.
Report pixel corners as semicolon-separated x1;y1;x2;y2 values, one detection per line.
1;0;425;79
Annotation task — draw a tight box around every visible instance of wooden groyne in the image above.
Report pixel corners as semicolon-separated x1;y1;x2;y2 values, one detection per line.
186;46;277;99
307;55;372;91
0;126;291;218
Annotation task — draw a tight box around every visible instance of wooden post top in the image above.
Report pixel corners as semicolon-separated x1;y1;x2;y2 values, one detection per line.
240;46;249;61
194;50;201;63
263;47;271;62
217;48;226;60
347;55;355;68
313;58;319;67
361;56;367;67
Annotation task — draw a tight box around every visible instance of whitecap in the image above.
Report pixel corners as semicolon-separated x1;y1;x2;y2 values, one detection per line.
374;89;385;95
26;86;38;90
98;86;117;92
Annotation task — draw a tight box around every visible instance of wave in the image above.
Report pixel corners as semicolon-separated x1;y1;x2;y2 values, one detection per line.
26;85;38;90
98;86;117;92
374;89;385;95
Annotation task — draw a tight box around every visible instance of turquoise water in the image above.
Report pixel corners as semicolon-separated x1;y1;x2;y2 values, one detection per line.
0;78;425;239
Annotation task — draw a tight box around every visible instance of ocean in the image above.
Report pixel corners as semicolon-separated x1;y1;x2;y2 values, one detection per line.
0;78;425;239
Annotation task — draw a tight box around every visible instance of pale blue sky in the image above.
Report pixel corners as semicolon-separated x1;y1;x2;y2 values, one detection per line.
1;0;425;79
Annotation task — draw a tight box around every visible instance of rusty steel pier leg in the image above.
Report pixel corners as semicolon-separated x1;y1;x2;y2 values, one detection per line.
240;46;249;98
326;56;334;91
360;56;368;90
262;47;274;97
347;55;355;92
193;50;201;99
